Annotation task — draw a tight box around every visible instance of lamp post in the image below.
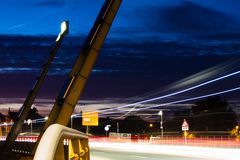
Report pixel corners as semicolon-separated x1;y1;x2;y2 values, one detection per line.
56;21;69;42
60;21;69;35
158;110;163;138
27;119;32;135
117;122;119;133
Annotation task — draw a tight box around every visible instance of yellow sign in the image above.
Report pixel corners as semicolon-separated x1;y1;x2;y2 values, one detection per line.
82;112;99;126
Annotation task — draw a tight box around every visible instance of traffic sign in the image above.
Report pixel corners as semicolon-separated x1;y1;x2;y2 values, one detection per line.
182;119;189;131
82;112;99;126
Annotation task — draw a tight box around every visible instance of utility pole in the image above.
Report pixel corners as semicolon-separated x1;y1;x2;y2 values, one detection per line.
117;122;119;133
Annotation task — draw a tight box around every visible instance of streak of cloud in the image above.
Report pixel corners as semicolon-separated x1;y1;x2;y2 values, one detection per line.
34;0;66;7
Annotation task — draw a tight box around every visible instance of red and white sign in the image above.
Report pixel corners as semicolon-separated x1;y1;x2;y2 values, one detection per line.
182;119;189;131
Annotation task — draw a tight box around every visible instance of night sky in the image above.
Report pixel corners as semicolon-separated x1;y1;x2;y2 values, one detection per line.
0;0;240;116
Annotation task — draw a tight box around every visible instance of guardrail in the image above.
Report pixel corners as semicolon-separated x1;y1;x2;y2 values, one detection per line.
89;136;240;148
33;124;89;160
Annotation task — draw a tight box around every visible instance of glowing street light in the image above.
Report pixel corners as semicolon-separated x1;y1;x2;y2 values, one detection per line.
56;20;69;42
27;119;31;125
158;110;163;138
27;119;32;134
60;21;69;35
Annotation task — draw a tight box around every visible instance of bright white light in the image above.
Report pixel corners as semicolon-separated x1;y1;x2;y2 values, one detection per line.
88;70;240;115
56;21;69;42
60;71;240;118
158;110;163;116
44;116;48;120
55;34;61;42
27;119;32;125
89;142;240;160
115;70;240;111
134;86;240;111
60;21;68;35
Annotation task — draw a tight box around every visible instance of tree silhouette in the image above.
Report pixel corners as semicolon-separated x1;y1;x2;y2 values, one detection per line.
191;96;237;131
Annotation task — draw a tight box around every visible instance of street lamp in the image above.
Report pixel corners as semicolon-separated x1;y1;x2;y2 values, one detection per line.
236;125;239;130
61;21;69;35
56;20;69;42
27;119;32;135
158;110;163;138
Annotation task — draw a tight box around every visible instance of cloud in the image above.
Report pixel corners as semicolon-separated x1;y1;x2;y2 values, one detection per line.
140;1;240;34
34;0;66;7
0;34;240;100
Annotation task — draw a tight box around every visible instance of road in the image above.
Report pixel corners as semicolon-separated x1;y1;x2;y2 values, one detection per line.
89;142;240;160
91;150;202;160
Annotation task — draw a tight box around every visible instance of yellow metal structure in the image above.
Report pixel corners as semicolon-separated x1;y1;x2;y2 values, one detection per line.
82;112;99;126
32;0;122;156
68;139;89;160
33;124;89;160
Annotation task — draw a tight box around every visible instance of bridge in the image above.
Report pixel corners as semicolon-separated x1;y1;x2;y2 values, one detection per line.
0;0;240;160
0;0;122;159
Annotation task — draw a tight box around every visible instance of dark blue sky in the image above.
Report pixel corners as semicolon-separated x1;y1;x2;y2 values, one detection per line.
1;0;240;36
0;0;240;104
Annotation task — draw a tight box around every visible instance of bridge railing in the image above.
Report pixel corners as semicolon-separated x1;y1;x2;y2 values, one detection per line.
33;124;89;160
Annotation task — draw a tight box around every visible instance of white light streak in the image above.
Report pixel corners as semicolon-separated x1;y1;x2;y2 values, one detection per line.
115;70;240;111
134;86;240;111
90;142;240;160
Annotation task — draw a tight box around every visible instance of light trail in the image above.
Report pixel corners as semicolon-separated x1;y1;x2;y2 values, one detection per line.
72;85;240;118
1;87;239;131
57;69;240;119
114;70;240;110
90;142;240;160
29;70;240;119
83;70;240;116
97;86;240;117
0;117;48;126
133;86;240;111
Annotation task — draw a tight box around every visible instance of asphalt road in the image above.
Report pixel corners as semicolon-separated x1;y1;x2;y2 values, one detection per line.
89;142;240;160
90;150;203;160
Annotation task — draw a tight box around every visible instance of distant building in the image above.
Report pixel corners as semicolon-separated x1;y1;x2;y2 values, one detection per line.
7;107;44;122
8;108;18;121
